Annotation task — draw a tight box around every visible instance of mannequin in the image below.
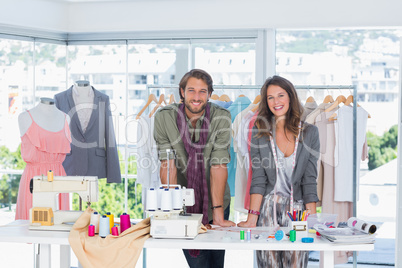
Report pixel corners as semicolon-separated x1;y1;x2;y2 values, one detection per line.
72;81;94;133
54;81;121;183
15;97;72;220
18;97;70;136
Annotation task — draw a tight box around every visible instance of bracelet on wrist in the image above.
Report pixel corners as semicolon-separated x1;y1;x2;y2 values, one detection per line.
211;205;223;210
248;209;260;216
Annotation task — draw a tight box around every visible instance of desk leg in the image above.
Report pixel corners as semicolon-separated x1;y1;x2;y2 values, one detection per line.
60;245;70;268
38;244;51;268
322;251;334;268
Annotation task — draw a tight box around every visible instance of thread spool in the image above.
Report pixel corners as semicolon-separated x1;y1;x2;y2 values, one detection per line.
111;225;119;236
105;212;114;233
157;186;164;210
240;230;245;241
246;229;251;241
47;170;53;182
120;213;131;233
161;188;172;212
88;224;95;237
90;211;100;234
146;188;157;211
99;215;110;238
172;187;182;210
289;230;296;242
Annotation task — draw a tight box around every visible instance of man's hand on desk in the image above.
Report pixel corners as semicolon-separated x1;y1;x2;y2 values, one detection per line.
212;219;236;228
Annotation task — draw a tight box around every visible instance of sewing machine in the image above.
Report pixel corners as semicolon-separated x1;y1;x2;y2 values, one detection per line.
148;185;203;239
29;175;98;231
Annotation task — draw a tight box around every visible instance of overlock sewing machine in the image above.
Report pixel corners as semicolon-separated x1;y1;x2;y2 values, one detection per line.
29;175;98;231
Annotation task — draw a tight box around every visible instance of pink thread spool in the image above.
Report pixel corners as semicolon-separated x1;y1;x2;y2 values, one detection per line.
120;213;131;233
88;224;95;237
111;225;119;236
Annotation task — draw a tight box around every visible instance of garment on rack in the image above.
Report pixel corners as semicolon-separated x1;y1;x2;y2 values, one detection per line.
15;111;71;220
244;112;258;210
54;86;121;183
301;100;318;121
226;96;251;196
232;103;258;213
136;110;160;188
334;106;368;202
69;207;150;268
313;108;354;265
209;99;233;109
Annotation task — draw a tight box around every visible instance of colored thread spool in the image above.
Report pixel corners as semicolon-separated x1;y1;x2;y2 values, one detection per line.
88;224;95;237
246;229;251;241
161;188;172;212
240;230;245;241
47;170;53;182
275;230;284;241
106;212;114;233
146;188;157;211
111;225;119;236
90;211;100;234
289;230;296;242
99;215;110;238
120;213;131;233
172;187;182;210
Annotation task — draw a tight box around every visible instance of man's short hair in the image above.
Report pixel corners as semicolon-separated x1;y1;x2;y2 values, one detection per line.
179;69;214;100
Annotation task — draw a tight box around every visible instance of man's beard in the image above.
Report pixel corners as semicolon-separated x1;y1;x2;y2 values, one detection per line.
184;99;208;115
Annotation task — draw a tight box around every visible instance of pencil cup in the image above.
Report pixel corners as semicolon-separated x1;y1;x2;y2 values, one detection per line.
290;221;308;242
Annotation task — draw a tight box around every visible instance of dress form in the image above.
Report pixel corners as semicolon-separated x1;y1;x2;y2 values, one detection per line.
73;81;94;133
18;98;69;137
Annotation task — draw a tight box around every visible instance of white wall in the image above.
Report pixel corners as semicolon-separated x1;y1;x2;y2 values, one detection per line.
0;0;401;33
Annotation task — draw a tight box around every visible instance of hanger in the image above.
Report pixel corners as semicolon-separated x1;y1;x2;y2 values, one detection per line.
136;94;158;120
305;96;315;103
323;95;334;103
253;95;261;104
324;95;346;113
149;94;166;118
218;94;231;102
211;94;219;100
329;94;371;121
168;94;176;104
239;94;246;97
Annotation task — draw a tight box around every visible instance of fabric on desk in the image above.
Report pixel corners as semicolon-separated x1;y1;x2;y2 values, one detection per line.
69;207;150;268
226;96;251;196
15;111;71;220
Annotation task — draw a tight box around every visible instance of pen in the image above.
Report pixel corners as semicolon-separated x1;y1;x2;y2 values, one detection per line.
287;211;294;221
293;210;296;221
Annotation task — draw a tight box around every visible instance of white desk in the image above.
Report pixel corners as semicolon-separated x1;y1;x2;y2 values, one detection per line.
0;220;374;268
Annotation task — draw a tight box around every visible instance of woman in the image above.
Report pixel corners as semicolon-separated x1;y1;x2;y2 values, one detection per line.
238;76;320;267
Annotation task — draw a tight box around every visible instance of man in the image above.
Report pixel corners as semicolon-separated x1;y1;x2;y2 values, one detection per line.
154;69;235;268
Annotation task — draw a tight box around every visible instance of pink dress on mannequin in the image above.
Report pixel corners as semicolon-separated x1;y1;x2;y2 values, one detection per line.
15;111;72;220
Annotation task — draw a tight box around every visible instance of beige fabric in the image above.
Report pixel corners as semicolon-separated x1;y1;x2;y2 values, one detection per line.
69;207;150;268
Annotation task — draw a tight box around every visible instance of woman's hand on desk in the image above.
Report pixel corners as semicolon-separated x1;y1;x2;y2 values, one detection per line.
237;214;258;228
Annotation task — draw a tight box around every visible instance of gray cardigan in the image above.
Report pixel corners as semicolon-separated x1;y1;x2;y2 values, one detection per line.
54;87;121;183
249;122;320;204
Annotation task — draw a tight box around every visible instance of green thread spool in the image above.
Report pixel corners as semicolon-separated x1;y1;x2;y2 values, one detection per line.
289;230;296;242
240;230;245;241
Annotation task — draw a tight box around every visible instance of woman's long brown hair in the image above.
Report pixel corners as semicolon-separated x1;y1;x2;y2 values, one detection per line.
254;75;303;139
